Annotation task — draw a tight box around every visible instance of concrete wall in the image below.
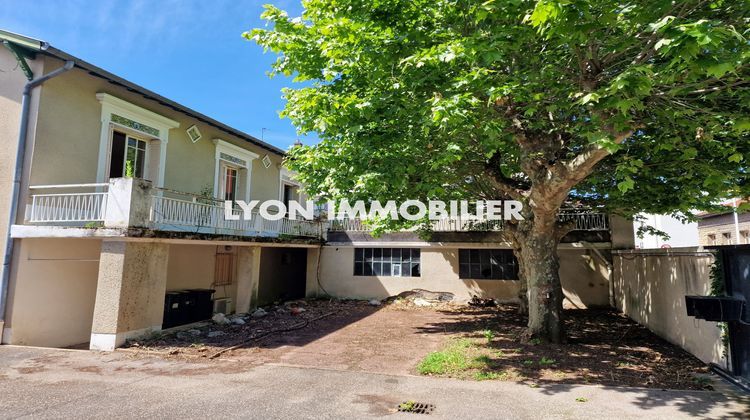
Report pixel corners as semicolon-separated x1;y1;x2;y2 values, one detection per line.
314;246;610;306
90;241;169;350
165;244;237;302
3;238;100;347
29;55;284;201
0;47;45;330
612;248;725;365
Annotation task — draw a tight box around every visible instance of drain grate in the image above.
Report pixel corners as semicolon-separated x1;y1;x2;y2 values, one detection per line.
397;401;435;415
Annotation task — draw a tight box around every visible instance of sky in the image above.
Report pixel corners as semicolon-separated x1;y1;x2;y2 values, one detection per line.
0;0;315;150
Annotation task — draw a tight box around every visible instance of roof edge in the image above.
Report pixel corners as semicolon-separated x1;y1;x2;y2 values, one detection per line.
0;28;287;157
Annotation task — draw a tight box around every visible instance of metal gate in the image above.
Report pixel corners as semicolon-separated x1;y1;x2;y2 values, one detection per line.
717;245;750;384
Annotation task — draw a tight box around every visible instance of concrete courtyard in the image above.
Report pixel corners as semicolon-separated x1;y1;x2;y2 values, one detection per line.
0;345;747;419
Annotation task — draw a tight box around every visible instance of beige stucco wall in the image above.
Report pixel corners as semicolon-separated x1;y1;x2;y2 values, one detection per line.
91;241;169;337
0;47;45;310
166;244;237;302
3;238;100;347
314;246;610;305
559;248;611;308
612;248;724;365
29;55;285;201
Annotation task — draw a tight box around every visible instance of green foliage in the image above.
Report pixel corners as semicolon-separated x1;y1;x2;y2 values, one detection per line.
474;370;509;381
482;329;495;343
417;338;474;375
708;251;730;360
539;357;556;366
124;160;134;178
398;401;416;411
709;251;726;296
249;0;750;223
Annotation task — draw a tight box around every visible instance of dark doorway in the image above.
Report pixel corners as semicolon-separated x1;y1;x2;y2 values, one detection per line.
711;244;750;386
257;248;308;305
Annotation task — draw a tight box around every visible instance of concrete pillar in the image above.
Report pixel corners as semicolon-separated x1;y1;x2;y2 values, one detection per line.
305;247;321;297
235;246;261;314
90;240;169;351
104;177;152;228
610;215;636;249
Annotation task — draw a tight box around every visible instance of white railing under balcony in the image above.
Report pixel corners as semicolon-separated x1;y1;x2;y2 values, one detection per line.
328;208;609;233
149;188;322;238
25;183;109;223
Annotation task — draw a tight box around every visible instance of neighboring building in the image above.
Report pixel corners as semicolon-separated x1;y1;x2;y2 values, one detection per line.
634;213;699;249
697;199;750;246
0;30;634;351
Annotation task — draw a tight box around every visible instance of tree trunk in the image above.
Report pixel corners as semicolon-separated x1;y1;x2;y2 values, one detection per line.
514;216;564;343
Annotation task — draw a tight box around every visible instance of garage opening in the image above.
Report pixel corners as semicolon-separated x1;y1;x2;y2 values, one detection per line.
164;244;237;328
257;248;307;305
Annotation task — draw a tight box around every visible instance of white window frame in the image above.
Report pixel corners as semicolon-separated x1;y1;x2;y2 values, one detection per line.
213;139;258;201
113;132;149;179
219;163;240;201
279;167;302;199
96;93;179;188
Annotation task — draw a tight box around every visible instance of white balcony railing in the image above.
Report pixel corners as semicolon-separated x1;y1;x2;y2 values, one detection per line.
26;183;109;223
23;180;324;239
328;208;609;233
149;189;322;238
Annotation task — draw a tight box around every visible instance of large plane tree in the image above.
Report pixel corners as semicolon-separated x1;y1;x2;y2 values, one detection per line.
249;0;750;342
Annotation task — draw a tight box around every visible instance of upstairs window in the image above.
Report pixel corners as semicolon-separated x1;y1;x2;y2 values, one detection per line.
109;131;147;179
354;248;420;277
459;249;518;280
221;164;239;202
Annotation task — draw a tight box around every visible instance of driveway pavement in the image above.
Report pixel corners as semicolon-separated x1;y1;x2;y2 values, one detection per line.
0;346;747;419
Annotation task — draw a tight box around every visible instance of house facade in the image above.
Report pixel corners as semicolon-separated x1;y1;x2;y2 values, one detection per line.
697;199;750;246
0;30;634;351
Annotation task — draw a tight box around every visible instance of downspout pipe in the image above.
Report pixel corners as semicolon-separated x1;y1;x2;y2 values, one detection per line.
0;60;75;329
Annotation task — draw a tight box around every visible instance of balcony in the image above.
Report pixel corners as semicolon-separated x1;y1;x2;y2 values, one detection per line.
21;178;324;240
19;179;609;243
328;209;610;232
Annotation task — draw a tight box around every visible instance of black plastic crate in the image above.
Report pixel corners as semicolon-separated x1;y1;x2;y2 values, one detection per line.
163;291;186;328
685;296;744;322
186;289;215;322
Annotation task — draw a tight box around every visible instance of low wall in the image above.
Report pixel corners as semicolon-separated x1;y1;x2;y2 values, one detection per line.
613;248;725;365
314;246;610;307
4;238;100;347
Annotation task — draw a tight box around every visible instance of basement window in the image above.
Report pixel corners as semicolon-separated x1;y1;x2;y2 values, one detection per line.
354;248;420;277
459;249;518;280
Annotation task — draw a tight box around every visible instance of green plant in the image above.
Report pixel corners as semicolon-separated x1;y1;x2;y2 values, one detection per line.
692;376;713;389
124;160;134;178
539;357;556;366
523;360;534;366
530;338;542;346
399;401;416;411
417;339;473;375
482;329;495;343
473;355;492;367
708;251;730;360
474;371;508;381
576;397;588;403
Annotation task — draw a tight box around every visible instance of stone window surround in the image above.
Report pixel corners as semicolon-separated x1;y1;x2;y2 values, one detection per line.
213;139;259;202
96;93;180;188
